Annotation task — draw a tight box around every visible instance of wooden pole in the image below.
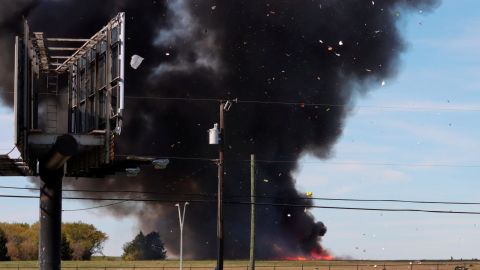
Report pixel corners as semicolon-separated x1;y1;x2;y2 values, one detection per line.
216;102;225;270
249;154;256;270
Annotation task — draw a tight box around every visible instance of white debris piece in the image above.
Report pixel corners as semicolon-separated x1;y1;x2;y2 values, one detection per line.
338;40;343;46
211;5;216;10
130;54;144;69
381;80;386;86
371;1;375;5
287;213;292;217
165;52;170;56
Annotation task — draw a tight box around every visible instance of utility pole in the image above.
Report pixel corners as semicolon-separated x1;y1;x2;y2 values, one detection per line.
216;101;225;270
249;154;256;270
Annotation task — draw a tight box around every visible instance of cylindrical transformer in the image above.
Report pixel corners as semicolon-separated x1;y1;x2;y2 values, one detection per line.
209;123;220;145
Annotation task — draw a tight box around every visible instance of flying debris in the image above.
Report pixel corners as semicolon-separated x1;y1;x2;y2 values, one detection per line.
152;159;170;170
130;54;144;69
0;0;440;260
125;167;141;177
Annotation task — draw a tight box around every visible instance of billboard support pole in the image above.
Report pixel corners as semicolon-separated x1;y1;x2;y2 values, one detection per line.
39;168;63;270
39;135;78;270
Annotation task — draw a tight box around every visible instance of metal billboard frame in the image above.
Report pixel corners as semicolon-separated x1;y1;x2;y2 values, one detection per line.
12;12;126;177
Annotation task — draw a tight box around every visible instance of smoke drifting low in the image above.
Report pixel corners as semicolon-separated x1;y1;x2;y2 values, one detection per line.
0;0;439;259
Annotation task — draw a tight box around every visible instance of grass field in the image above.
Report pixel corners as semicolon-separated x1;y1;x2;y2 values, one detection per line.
0;260;478;270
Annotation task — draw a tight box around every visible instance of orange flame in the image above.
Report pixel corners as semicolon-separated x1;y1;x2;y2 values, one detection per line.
284;250;333;261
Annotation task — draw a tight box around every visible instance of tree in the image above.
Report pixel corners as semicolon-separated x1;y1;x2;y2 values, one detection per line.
62;222;108;260
60;233;73;260
0;222;37;260
0;222;107;261
122;231;167;260
0;229;9;261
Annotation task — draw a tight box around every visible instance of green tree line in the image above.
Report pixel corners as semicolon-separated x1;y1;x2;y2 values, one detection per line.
0;222;168;261
0;222;107;261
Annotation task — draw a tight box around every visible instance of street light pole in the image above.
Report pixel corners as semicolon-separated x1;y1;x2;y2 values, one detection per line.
175;202;189;270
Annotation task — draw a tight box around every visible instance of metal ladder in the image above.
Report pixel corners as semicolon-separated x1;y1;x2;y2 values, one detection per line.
46;72;58;133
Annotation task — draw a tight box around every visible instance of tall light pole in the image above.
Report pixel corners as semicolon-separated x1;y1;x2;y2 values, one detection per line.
175;202;189;270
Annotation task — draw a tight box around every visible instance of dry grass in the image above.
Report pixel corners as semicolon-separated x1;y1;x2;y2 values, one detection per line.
0;260;477;270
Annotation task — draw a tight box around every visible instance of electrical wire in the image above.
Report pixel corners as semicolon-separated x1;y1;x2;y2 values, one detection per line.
62;200;130;212
1;193;480;215
112;154;480;168
1;90;480;112
1;146;16;156
2;185;480;206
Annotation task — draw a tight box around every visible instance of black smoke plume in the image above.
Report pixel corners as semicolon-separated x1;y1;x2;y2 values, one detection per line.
0;0;440;259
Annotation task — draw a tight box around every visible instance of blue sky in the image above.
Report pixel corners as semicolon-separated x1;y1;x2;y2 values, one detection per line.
1;0;480;259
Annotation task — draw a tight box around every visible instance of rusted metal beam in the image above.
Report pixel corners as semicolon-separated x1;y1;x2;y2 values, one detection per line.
48;47;79;51
46;38;90;42
33;32;49;71
55;12;123;73
29;134;104;146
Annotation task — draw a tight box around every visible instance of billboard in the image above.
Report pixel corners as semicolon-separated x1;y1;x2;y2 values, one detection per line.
13;13;126;177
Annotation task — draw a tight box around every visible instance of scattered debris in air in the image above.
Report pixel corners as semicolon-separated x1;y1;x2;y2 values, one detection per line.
125;167;141;177
338;40;343;46
130;54;144;69
211;5;216;10
165;52;170;56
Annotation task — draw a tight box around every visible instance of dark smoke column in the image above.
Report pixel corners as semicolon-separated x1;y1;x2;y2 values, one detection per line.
0;0;440;259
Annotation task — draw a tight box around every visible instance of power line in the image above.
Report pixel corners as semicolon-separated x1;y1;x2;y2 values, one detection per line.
1;90;480;112
0;146;16;156
3;185;480;206
1;193;480;215
2;148;479;168
113;155;480;168
62;200;130;212
125;96;480;112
